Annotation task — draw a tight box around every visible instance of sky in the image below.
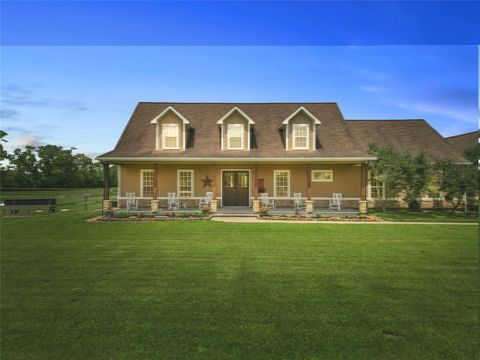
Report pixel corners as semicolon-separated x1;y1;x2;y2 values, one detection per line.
0;45;478;156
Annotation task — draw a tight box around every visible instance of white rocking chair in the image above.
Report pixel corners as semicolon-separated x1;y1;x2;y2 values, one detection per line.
199;192;213;209
293;193;305;212
126;193;137;210
260;193;275;209
329;193;342;211
167;192;180;211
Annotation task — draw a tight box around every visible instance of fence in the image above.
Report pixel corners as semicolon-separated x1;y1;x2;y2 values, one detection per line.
0;188;117;216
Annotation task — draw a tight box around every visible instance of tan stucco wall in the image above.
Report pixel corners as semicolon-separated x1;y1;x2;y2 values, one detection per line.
286;113;315;151
222;112;249;150
157;112;185;150
118;163;362;199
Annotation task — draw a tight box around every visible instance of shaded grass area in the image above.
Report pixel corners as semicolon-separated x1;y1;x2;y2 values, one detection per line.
369;208;478;223
0;188;117;214
1;214;478;359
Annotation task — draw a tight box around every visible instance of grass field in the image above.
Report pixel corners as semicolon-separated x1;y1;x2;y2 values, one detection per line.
369;209;478;223
0;188;117;214
1;214;478;359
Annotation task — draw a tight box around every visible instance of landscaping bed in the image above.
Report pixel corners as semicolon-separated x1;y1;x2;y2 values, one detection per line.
88;210;211;222
258;214;383;222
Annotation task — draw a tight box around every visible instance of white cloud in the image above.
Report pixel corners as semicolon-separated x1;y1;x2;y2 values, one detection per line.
360;85;388;93
396;101;478;124
5;134;43;152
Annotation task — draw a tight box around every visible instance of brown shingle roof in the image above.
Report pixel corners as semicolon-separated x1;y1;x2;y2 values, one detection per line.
346;119;468;163
99;102;370;159
445;131;478;154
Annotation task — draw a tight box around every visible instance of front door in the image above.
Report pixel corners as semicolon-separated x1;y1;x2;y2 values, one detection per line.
222;171;249;206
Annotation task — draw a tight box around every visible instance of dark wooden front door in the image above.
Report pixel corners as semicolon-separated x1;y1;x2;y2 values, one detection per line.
222;171;249;206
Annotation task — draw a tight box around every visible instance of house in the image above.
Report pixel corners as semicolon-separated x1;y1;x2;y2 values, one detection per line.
445;131;479;156
97;102;466;213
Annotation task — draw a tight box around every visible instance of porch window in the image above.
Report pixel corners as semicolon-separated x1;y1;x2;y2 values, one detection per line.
274;170;290;197
312;169;333;182
227;124;244;149
140;169;155;197
177;170;194;197
162;123;179;149
292;124;309;149
369;171;386;199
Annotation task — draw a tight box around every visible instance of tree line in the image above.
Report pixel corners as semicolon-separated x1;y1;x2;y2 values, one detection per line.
369;142;479;211
0;130;117;189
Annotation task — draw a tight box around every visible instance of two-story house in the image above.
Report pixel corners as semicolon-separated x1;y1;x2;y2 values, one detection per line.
97;102;466;212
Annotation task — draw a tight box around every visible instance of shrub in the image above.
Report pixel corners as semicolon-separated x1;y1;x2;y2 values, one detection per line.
112;211;133;218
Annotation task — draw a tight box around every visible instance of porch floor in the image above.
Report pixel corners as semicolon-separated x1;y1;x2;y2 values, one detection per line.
114;206;358;217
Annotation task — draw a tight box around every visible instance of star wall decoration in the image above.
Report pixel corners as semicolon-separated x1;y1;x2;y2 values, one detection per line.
201;175;213;188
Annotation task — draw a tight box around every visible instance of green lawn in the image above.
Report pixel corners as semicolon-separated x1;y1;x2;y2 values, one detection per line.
1;214;478;359
369;209;479;223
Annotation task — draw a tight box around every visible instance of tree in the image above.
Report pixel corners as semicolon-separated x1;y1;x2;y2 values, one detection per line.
0;130;8;161
0;130;115;189
463;143;480;165
434;160;478;212
369;145;431;210
7;146;39;188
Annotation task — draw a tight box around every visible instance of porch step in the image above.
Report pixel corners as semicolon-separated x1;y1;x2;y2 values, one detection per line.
213;212;257;218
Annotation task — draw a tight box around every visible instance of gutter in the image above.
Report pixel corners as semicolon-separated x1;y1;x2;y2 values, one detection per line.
96;156;377;163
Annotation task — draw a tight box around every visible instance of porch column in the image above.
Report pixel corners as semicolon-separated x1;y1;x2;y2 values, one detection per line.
253;164;258;199
102;163;112;213
359;163;368;214
103;163;110;200
306;163;312;199
154;164;160;199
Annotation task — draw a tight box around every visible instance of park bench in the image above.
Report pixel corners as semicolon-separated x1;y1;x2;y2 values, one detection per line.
2;198;56;215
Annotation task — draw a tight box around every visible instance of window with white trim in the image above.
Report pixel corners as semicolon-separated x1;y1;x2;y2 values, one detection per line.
312;169;333;182
177;170;193;197
227;124;244;149
162;123;179;149
369;172;386;200
274;170;290;197
292;124;309;149
141;170;155;197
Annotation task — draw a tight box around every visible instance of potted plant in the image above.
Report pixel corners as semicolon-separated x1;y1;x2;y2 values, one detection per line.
259;206;269;216
201;205;210;215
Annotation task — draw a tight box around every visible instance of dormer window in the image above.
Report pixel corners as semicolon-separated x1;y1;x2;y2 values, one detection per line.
151;106;191;151
217;107;255;151
162;123;179;149
281;106;321;151
292;124;309;149
227;124;244;149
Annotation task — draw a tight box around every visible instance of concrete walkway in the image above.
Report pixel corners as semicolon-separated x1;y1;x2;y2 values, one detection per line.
212;217;477;225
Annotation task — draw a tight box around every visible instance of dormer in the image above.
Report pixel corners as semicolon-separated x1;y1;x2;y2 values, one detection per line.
150;106;191;151
216;107;255;151
281;106;321;151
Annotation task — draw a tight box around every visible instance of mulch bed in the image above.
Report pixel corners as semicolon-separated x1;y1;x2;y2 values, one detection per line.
87;215;211;222
258;215;383;222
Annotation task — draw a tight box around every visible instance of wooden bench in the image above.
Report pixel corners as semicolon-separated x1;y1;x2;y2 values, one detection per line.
2;198;56;215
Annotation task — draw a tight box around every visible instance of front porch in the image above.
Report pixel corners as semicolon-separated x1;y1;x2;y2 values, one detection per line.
100;162;369;215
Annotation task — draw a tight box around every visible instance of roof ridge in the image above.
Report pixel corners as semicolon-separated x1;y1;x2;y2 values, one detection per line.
346;119;425;122
445;131;479;139
137;101;340;105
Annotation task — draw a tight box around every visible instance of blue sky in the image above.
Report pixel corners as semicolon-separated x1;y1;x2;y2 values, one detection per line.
0;46;477;155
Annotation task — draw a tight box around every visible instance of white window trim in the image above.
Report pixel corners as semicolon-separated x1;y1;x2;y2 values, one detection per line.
311;169;333;182
273;170;290;198
292;123;309;150
227;124;244;150
162;123;180;150
140;169;154;198
177;169;194;198
367;170;386;200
